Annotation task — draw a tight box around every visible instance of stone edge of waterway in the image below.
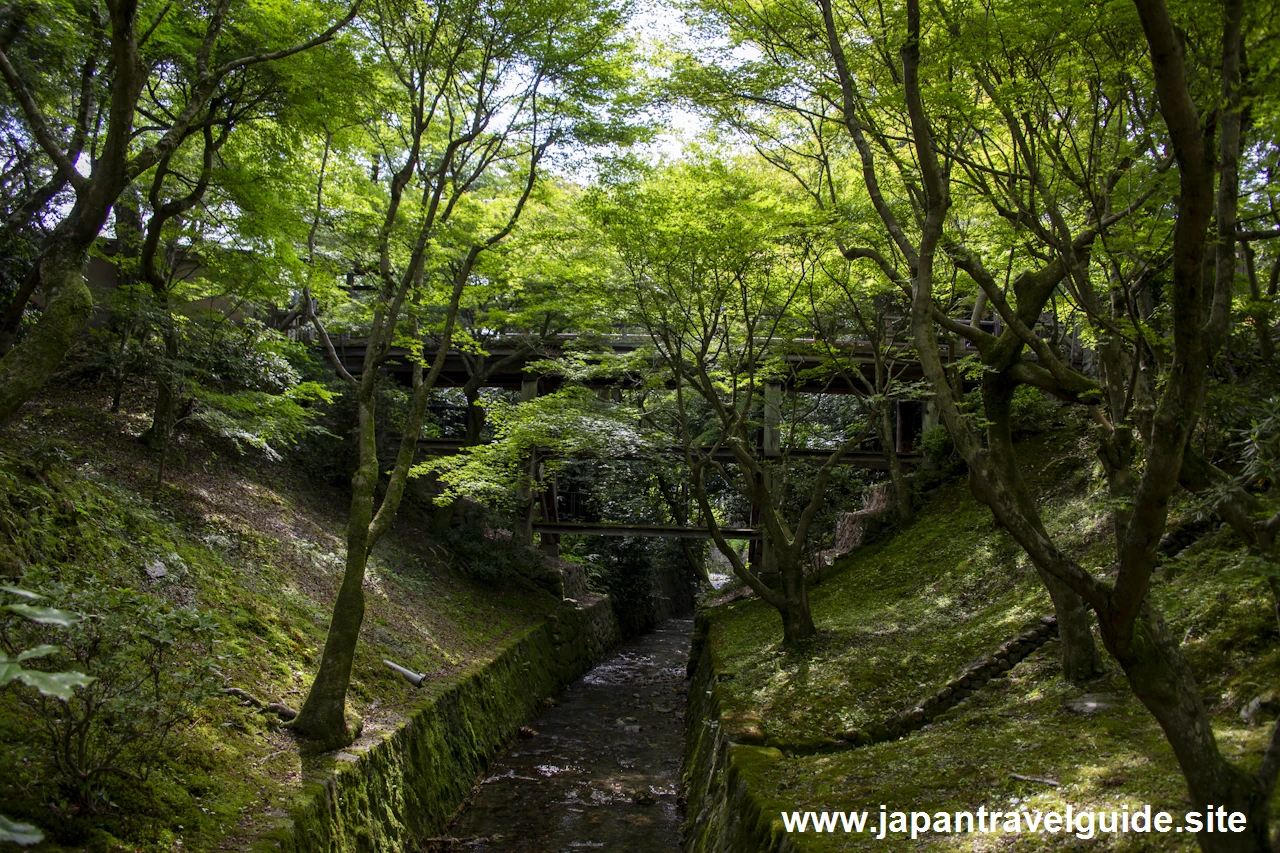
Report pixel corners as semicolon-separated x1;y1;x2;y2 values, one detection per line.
251;593;621;853
683;610;797;853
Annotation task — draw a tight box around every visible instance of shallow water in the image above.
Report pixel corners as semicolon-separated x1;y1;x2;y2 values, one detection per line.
431;618;693;853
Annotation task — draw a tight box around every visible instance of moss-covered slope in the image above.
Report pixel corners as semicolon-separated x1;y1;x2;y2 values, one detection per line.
688;429;1279;851
0;393;562;852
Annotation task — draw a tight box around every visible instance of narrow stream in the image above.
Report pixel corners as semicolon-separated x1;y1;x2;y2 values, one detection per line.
430;618;693;852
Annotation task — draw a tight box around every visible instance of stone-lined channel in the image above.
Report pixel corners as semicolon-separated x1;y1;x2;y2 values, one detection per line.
429;618;692;852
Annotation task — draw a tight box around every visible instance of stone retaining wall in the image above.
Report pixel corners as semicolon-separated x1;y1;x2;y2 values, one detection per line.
682;612;796;853
255;594;620;853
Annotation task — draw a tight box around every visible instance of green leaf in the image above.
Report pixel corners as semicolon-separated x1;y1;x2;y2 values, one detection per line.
16;645;59;662
15;669;95;700
3;603;81;626
0;585;46;600
0;815;43;846
0;660;18;687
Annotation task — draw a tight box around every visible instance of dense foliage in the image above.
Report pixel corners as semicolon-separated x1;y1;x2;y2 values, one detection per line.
1;0;1278;848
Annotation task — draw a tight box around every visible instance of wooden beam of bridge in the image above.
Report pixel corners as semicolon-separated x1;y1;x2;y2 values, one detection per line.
413;439;923;469
323;334;924;394
320;326;1078;396
532;521;761;540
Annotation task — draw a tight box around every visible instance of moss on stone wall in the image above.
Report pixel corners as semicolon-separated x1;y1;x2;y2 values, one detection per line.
683;615;795;853
256;595;620;853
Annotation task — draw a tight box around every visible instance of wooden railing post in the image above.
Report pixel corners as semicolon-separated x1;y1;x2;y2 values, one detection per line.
515;375;540;547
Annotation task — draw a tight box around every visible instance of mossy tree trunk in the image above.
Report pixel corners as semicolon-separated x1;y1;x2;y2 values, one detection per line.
292;67;550;743
292;265;472;749
688;427;863;647
291;390;379;747
775;546;816;645
0;237;97;422
0;0;142;423
819;0;1106;682
0;178;71;357
1110;606;1275;853
0;263;44;358
978;376;1103;681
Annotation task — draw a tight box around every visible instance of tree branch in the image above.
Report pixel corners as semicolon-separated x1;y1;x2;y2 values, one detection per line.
0;47;88;191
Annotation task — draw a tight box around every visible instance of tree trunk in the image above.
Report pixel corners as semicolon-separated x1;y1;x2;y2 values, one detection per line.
657;474;713;587
1103;604;1272;852
693;467;815;649
290;393;378;748
1038;570;1101;681
778;550;816;645
971;469;1103;681
879;403;913;523
0;175;71;356
0;0;141;421
464;384;485;446
142;311;179;447
680;539;712;588
0;263;42;357
0;238;95;424
980;375;1103;681
294;277;468;748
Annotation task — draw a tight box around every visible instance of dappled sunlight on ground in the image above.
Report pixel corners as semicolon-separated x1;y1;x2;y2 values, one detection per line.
702;429;1280;850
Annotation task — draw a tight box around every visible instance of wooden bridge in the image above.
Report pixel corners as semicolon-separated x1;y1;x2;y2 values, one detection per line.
318;327;1081;553
531;521;761;540
332;333;938;552
414;439;923;469
321;333;932;394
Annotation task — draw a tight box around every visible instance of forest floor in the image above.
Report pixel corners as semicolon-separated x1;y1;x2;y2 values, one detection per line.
701;425;1280;851
0;385;560;852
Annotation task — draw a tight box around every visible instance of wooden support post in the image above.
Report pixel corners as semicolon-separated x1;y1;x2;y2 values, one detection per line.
539;476;560;558
747;502;761;568
746;499;779;585
515;376;540;547
760;536;779;580
895;399;905;454
763;380;782;457
923;396;940;433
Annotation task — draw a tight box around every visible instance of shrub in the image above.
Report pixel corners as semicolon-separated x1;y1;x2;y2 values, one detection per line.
0;586;95;847
920;422;957;467
1009;385;1060;436
0;578;219;813
439;522;539;583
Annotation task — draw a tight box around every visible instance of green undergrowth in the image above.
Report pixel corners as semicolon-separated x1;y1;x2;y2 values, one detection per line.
704;428;1280;849
0;392;559;852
